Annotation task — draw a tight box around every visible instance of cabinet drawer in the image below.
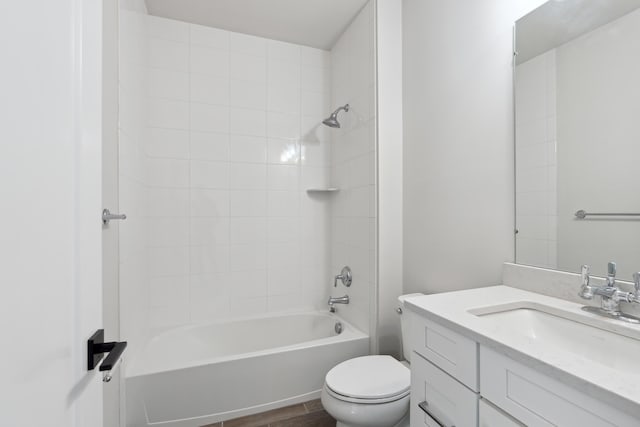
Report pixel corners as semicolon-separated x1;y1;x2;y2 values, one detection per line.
480;346;639;427
410;311;478;390
479;399;523;427
410;352;478;427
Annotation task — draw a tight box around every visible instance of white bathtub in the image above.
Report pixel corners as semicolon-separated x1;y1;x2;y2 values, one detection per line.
125;311;368;427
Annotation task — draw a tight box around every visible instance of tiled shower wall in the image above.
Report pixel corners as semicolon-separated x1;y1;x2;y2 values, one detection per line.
119;12;333;338
119;0;150;358
515;50;557;269
329;2;376;335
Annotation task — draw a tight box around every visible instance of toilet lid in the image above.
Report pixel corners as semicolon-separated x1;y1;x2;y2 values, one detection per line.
325;355;410;400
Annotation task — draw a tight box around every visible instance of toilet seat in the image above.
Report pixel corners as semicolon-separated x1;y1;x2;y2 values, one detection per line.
324;356;410;404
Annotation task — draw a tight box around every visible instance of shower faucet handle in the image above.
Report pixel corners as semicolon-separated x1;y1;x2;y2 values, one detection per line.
607;261;617;286
334;266;352;287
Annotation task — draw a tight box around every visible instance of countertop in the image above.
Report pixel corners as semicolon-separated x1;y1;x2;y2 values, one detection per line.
405;285;640;418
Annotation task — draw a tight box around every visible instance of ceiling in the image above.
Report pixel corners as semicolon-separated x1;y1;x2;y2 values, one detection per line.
516;0;640;64
145;0;369;50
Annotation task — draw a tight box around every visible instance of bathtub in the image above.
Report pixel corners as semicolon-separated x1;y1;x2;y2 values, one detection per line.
125;311;368;427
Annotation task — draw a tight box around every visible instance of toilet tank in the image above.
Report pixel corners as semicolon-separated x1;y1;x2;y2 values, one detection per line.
397;293;423;364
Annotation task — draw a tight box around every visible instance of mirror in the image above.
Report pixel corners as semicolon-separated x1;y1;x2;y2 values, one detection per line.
515;0;640;280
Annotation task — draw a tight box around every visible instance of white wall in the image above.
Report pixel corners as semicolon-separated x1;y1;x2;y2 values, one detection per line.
402;0;547;294
555;8;640;280
376;0;404;357
329;1;376;335
515;50;558;270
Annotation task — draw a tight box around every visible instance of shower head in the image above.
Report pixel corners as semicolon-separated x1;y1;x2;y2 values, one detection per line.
322;104;350;128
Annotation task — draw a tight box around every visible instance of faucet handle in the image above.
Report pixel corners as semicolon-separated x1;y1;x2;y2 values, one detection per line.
634;272;640;294
608;262;617;278
581;265;590;284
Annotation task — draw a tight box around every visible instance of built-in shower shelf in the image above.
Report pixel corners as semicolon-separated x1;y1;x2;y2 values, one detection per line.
306;188;340;194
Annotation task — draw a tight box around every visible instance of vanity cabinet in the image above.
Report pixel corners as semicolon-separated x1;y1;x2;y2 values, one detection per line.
479;399;523;427
481;346;638;427
410;351;478;427
409;311;478;390
409;312;638;427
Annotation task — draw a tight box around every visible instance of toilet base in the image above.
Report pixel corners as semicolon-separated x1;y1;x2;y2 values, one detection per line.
336;414;409;427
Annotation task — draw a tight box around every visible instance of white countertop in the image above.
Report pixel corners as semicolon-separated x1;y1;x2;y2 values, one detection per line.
405;285;640;418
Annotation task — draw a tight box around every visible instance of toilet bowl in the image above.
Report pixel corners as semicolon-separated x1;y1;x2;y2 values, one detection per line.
321;293;423;427
321;355;410;427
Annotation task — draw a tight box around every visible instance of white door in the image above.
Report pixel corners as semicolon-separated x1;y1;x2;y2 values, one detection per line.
0;1;105;426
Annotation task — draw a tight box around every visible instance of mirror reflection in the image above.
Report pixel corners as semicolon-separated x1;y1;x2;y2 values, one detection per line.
515;0;640;280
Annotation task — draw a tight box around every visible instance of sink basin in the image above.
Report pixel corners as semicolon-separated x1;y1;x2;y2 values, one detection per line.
469;303;640;373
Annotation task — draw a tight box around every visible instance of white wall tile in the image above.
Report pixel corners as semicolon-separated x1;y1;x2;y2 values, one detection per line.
190;103;229;133
190;24;229;50
230;217;267;244
230;53;267;83
145;128;189;159
268;40;301;62
267;85;300;114
267;111;300;139
147;188;189;217
301;47;330;69
230;32;267;56
230;190;267;216
122;13;334;335
190;46;229;77
190;217;230;246
149;16;189;43
191;131;229;161
230;107;266;137
149;246;189;277
230;80;267;110
267;59;300;88
230;244;267;271
190;74;229;105
229;270;267;297
268;217;300;243
267;243;301;271
230;296;267;316
190;160;229;189
267;164;299;190
301;90;329;117
267;267;300;295
190;189;230;216
301;66;329;92
149;37;189;71
230;163;267;189
267;139;300;164
148;68;189;100
147;218;189;247
148;98;189;129
149;276;190;311
229;135;267;163
147;158;189;188
190;245;230;274
267;191;299;217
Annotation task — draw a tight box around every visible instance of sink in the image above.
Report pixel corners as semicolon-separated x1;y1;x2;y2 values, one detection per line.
468;302;640;373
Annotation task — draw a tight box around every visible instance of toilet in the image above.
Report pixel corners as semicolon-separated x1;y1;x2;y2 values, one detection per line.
321;294;422;427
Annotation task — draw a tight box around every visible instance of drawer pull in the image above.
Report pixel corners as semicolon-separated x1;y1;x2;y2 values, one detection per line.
418;401;455;427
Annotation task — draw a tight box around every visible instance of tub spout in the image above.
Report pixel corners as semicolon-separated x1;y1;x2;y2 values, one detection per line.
328;295;349;313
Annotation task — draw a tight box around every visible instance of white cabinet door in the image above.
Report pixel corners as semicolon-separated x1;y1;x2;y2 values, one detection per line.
410;311;478;390
481;346;639;427
411;352;478;427
479;399;524;427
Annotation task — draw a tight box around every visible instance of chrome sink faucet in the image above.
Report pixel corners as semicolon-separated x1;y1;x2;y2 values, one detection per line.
579;262;640;322
328;295;349;313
